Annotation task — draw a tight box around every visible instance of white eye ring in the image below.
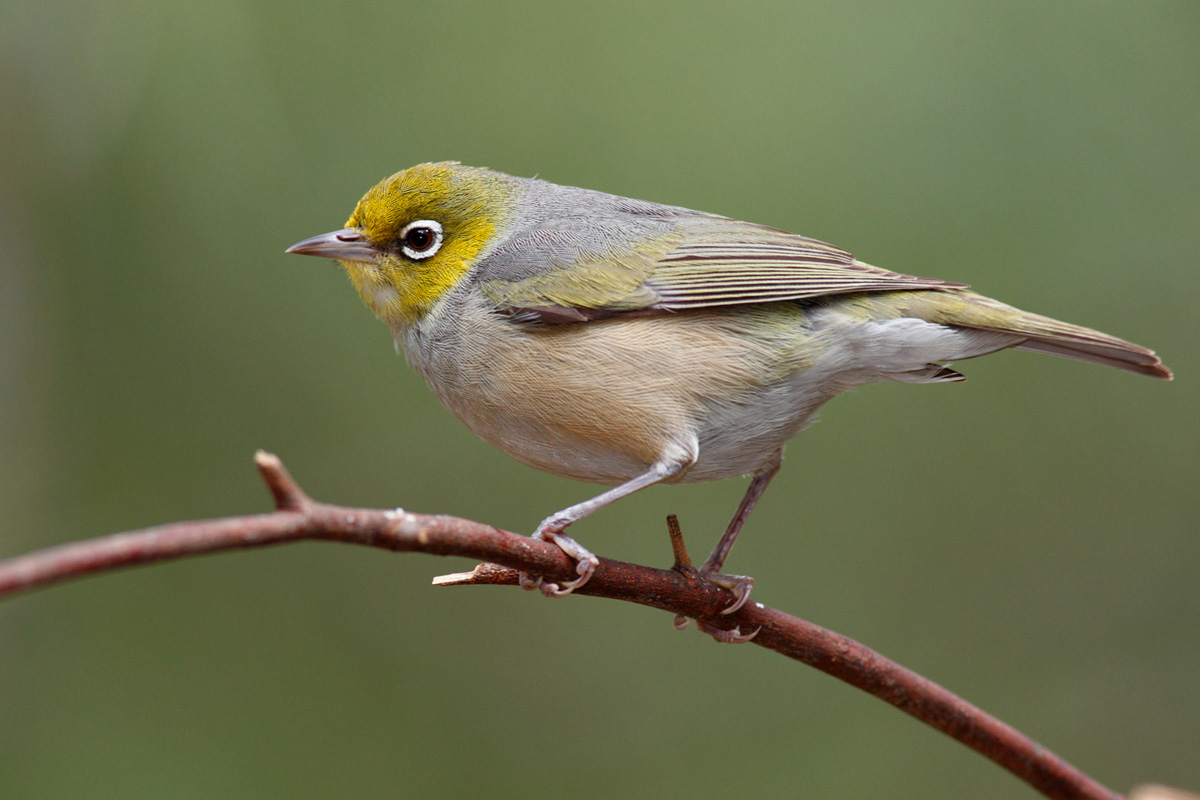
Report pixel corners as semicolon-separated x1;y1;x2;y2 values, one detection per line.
399;219;444;260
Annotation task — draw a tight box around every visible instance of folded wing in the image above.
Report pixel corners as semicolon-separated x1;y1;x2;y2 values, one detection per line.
478;213;964;322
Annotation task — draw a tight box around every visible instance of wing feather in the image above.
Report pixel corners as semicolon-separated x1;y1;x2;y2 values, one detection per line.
645;220;964;309
478;208;964;322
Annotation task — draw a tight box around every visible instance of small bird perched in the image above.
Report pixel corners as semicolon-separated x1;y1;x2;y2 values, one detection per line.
288;162;1171;606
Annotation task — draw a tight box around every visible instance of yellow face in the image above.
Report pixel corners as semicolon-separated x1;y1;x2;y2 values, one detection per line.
337;163;516;326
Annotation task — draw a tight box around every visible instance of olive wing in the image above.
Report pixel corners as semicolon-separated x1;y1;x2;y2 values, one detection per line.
475;212;965;323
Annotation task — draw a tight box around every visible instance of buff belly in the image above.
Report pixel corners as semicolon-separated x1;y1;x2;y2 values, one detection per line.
401;291;1018;485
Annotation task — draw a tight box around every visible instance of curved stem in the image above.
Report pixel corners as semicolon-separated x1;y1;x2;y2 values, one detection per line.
0;451;1121;800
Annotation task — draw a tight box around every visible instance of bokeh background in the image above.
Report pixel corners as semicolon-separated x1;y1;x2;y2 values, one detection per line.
2;2;1197;797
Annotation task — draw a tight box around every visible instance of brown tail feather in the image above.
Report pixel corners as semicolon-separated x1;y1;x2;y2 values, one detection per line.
904;290;1173;380
1013;338;1173;380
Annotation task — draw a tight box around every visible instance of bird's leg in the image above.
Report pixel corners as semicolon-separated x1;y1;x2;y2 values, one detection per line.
698;449;782;614
521;451;693;598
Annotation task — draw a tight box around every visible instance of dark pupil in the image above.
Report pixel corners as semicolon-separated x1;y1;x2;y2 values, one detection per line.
406;227;434;252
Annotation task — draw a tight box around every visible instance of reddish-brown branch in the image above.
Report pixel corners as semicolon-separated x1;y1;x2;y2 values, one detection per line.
0;451;1121;800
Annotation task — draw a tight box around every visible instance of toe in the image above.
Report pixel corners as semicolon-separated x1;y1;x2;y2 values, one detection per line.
700;569;755;614
545;555;597;596
517;571;543;592
696;620;760;643
524;530;599;598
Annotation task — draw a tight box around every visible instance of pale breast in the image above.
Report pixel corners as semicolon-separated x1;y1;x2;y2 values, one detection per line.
403;293;829;485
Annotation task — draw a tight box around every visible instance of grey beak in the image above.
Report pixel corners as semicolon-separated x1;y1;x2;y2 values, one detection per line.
286;228;381;263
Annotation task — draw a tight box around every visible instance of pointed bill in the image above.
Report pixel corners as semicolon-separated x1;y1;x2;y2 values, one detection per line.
286;228;380;263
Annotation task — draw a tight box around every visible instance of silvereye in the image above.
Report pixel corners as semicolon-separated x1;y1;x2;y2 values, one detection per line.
288;162;1171;606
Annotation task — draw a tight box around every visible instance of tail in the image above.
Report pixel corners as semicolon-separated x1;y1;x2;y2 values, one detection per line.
897;290;1173;380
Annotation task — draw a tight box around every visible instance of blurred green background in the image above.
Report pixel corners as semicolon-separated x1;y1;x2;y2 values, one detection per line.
2;1;1197;797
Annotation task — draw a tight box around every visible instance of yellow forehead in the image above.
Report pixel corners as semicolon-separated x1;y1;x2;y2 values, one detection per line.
346;163;504;239
342;162;517;325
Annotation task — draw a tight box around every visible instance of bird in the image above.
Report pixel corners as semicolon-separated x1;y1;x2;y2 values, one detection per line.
287;161;1171;608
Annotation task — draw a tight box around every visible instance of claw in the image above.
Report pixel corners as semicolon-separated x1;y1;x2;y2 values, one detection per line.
699;569;755;614
518;526;599;598
517;571;545;592
696;619;760;643
541;559;597;597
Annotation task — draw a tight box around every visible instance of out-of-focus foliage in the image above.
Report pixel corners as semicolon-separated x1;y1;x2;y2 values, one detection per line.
1;2;1197;797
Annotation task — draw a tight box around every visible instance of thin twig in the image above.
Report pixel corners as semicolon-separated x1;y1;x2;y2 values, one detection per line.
666;513;692;569
0;451;1122;800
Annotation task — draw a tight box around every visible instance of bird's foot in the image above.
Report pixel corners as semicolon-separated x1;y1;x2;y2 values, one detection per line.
665;515;757;636
696;619;760;643
698;566;755;615
671;569;757;642
518;524;599;598
672;612;760;643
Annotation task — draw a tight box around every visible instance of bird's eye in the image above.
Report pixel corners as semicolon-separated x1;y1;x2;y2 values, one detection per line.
399;219;444;260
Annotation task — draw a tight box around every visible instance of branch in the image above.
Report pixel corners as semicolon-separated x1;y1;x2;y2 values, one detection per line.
0;451;1120;800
